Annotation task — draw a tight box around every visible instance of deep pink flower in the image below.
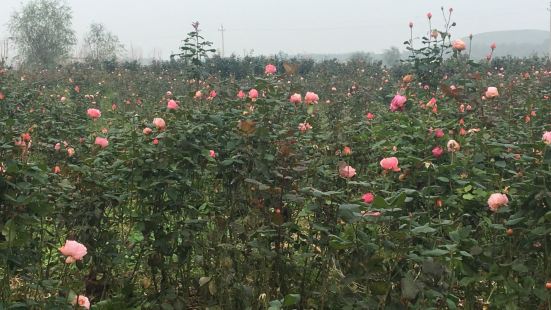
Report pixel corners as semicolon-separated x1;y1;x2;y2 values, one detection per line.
390;95;407;111
362;192;374;204
432;146;444;158
237;90;245;99
366;112;375;120
209;150;216;158
434;128;445;138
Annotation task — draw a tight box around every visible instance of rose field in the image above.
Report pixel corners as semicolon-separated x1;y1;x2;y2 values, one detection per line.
1;16;551;310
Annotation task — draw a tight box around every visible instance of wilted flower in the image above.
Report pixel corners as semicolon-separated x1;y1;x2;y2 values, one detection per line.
447;140;460;152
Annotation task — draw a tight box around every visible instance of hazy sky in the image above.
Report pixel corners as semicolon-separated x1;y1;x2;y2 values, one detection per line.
0;0;549;59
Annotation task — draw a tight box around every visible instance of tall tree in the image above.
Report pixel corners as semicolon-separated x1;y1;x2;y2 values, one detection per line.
82;23;125;63
9;0;76;67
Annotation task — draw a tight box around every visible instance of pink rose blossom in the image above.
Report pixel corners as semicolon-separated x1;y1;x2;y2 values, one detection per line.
153;118;166;130
432;146;444;158
290;93;302;104
380;157;400;172
237;90;245;99
59;240;87;262
54;143;61;151
67;147;75;157
298;122;312;133
487;193;509;212
143;127;152;135
86;108;101;120
94;137;109;148
339;165;356;178
265;64;277;75
72;295;91;309
209;150;216;158
362;192;374;204
485;87;499;99
366;112;375;120
304;92;319;104
167;99;179;110
390;95;407;111
248;89;259;100
542;131;551;144
434;128;445;138
452;39;466;51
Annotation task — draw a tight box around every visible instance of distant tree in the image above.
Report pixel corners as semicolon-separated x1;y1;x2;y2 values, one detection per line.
349;52;374;64
82;23;125;63
8;0;76;67
382;46;401;67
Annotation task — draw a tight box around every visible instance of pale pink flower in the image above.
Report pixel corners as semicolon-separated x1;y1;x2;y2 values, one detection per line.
143;127;153;135
380;157;400;172
72;295;91;309
452;39;466;51
167;99;179;110
265;64;277;75
67;147;75;157
298;122;312;133
94;137;109;148
54;143;61;151
487;193;509;212
59;240;87;262
290;93;302;104
194;90;202;99
304;92;319;104
339;165;356;178
485;87;499;99
86;108;101;120
542;131;551;144
153;118;166;130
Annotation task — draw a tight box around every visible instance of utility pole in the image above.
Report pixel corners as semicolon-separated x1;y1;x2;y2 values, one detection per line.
218;24;225;57
548;0;551;60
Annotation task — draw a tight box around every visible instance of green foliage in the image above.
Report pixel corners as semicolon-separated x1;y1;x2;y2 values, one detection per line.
170;21;216;80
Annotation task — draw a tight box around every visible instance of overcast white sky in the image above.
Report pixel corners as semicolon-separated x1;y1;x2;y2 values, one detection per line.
0;0;549;59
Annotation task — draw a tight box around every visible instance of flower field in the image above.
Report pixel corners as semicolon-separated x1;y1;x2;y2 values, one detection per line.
1;51;551;308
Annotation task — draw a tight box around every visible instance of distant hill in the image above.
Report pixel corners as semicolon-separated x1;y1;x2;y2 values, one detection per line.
465;29;550;59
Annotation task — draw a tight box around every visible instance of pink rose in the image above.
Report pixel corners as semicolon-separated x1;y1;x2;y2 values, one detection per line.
366;112;375;120
290;93;302;104
72;295;91;309
452;39;466;51
265;64;277;75
153;118;166;130
485;87;499;99
86;108;101;120
543;131;551;144
390;95;407;111
59;240;87;262
487;193;509;212
380;157;400;172
209;150;216;158
167;99;179;110
143;127;153;135
432;146;444;158
194;91;202;99
362;192;374;204
237;90;245;99
304;92;319;104
427;12;432;19
94;137;109;148
490;42;496;50
208;90;217;99
434;128;445;138
54;143;61;151
248;89;259;100
339;165;356;178
67;147;75;157
298;122;312;133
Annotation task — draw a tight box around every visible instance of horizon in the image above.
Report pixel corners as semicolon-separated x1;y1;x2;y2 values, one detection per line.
0;0;549;60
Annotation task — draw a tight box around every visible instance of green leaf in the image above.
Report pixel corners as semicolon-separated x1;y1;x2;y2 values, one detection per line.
411;224;436;234
283;294;301;306
421;249;449;256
